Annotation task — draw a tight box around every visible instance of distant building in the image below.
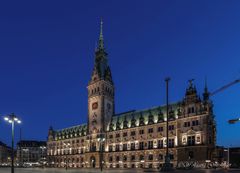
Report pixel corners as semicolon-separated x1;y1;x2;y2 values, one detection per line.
0;141;11;166
17;140;47;165
47;21;216;169
213;146;240;168
228;147;240;168
212;146;225;163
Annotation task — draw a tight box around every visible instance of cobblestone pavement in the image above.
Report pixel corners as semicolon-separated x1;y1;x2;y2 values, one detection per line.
0;168;239;173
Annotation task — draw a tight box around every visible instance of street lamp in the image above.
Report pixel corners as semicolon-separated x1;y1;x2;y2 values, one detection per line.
22;148;29;164
224;148;230;167
98;137;105;172
161;77;171;172
228;118;240;124
3;113;21;173
40;146;46;167
63;142;70;170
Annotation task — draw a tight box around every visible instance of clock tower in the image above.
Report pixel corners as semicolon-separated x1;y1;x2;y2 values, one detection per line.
87;20;114;137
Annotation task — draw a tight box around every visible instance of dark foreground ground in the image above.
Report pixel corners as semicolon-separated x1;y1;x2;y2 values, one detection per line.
0;168;239;173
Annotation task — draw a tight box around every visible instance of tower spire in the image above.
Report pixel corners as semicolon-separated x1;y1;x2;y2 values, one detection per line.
98;18;104;50
203;76;210;101
204;76;208;91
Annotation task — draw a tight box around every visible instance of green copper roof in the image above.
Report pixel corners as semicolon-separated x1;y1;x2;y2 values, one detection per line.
108;102;180;131
51;102;181;140
54;124;87;140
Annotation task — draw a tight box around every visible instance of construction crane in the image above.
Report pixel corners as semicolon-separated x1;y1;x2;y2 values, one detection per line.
208;78;240;124
210;78;240;96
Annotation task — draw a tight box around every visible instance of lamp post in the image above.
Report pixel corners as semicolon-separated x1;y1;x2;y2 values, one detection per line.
98;137;105;172
224;147;230;168
22;148;29;165
161;77;171;172
40;146;46;167
64;142;70;170
3;113;21;173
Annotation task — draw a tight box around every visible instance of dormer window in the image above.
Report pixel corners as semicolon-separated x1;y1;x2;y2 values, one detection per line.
188;106;195;114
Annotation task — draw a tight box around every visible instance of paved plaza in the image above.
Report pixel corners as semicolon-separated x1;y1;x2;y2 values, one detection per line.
0;168;240;173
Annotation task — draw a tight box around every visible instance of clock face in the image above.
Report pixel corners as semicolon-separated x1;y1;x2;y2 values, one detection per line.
92;102;98;110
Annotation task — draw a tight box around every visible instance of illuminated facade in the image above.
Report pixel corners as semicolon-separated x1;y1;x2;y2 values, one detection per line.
0;141;11;165
47;21;216;169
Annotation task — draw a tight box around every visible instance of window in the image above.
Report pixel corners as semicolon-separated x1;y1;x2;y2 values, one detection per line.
109;156;113;162
140;155;144;161
192;120;199;126
188;107;195;114
158;126;163;132
168;139;174;148
188;136;195;146
148;128;154;133
159;154;163;160
148;154;153;160
139;142;144;150
148;141;153;149
184;122;190;127
123;155;127;161
139;129;144;135
123;132;128;137
115;133;120;138
169;154;174;160
168;125;174;130
158;140;163;148
116;156;120;162
109;134;113;139
116;144;120;151
131;143;135;150
131;131;136;136
123;144;127;151
109;145;113;152
131;155;135;161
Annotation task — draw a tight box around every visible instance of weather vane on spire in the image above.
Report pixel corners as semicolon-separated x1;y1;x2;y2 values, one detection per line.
98;17;104;50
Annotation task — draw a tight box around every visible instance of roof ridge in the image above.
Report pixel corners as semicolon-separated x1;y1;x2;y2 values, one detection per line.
56;123;87;132
114;102;179;116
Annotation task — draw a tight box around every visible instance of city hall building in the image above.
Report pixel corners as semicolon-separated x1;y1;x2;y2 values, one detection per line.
47;22;216;169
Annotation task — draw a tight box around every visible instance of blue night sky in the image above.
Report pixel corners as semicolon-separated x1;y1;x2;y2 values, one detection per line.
0;0;239;147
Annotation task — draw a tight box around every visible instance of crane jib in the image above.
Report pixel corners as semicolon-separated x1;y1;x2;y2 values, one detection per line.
210;78;240;96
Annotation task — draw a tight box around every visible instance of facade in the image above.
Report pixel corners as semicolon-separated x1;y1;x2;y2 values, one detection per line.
47;21;216;169
0;141;11;166
17;140;47;165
